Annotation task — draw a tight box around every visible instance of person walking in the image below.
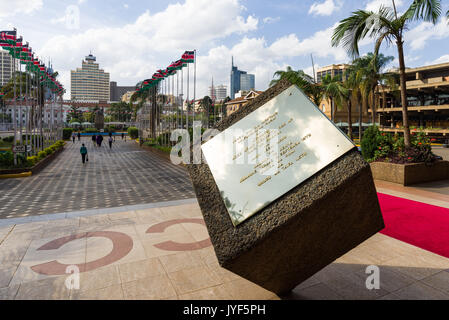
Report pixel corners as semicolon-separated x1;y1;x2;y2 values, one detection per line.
108;136;113;149
72;132;76;144
77;131;81;141
80;143;88;164
92;134;96;146
121;132;124;140
98;134;103;147
96;134;101;147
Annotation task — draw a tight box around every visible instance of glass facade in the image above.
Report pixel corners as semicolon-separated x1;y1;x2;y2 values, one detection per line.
230;58;255;99
240;74;255;92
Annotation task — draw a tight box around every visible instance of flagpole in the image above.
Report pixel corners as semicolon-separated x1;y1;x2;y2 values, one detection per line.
193;49;196;128
187;62;189;133
13;33;17;166
181;68;184;131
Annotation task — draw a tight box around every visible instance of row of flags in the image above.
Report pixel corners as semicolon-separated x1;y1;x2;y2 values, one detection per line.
0;29;64;97
136;50;195;93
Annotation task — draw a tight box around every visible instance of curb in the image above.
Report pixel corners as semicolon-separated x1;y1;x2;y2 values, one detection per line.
0;171;32;179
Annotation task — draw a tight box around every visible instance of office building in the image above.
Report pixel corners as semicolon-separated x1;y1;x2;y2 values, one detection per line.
240;73;255;92
0;49;16;87
110;81;136;102
71;53;110;101
215;85;228;101
316;64;349;83
208;83;228;102
379;62;449;130
230;57;255;99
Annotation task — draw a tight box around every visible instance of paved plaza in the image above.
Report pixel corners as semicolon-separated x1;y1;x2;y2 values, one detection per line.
1;142;449;300
0;138;195;219
0;181;448;300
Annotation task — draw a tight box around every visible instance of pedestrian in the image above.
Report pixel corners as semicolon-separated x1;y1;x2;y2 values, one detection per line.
98;134;103;147
77;131;81;141
80;143;88;164
92;134;96;146
108;136;113;149
96;134;101;147
72;132;76;144
121;132;124;140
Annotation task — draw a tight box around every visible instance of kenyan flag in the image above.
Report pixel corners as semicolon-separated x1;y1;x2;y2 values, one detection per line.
0;30;16;45
181;51;194;63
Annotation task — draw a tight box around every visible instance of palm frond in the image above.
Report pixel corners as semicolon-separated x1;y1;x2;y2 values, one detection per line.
405;0;442;23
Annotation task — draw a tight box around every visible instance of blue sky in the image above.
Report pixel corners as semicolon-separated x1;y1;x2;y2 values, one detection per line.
1;0;448;99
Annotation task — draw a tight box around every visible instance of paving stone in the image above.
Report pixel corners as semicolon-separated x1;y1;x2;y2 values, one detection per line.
0;139;195;220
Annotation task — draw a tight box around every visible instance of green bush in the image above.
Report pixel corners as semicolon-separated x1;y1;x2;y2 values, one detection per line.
0;151;14;167
157;132;174;146
3;136;14;143
63;128;73;140
128;127;138;139
83;128;98;134
37;151;46;160
361;126;382;161
27;156;39;166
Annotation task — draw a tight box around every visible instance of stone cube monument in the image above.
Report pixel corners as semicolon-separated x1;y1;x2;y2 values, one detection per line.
186;79;384;295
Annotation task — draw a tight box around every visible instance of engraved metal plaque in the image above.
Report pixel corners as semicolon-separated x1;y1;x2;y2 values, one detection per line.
202;85;355;226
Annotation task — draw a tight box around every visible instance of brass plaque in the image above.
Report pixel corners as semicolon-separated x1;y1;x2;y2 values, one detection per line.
202;85;355;226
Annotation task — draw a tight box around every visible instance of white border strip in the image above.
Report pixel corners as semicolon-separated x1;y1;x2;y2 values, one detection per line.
0;198;198;227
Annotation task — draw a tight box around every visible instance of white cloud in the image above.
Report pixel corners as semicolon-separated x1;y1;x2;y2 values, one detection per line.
308;0;342;16
36;0;258;98
0;0;43;18
197;25;350;97
425;54;449;66
364;0;404;12
78;0;87;4
263;16;280;24
124;4;129;9
405;19;449;51
269;24;348;61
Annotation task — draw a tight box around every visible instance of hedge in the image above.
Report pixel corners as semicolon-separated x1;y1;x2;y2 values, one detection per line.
63;128;73;140
128;127;138;139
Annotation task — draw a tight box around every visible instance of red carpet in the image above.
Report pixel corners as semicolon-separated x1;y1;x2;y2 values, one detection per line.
378;193;449;259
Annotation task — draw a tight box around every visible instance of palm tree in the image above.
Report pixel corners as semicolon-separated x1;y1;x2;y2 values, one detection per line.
271;66;323;106
321;74;348;122
332;0;443;147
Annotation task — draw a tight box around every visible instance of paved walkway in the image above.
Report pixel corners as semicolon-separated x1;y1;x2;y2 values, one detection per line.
1;181;449;300
0;138;195;220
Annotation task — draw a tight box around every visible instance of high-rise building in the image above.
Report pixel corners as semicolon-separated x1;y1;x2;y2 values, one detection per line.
208;77;228;102
240;73;255;92
0;49;15;87
230;57;255;99
215;85;228;101
71;53;110;101
110;81;136;102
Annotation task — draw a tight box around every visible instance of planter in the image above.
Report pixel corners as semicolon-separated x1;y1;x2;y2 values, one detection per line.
140;144;171;161
370;160;449;186
140;144;186;168
0;146;65;176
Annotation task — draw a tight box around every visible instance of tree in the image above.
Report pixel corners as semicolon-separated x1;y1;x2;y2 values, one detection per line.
270;66;324;104
67;105;82;123
332;0;443;147
108;101;132;122
321;74;348;122
200;96;213;127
